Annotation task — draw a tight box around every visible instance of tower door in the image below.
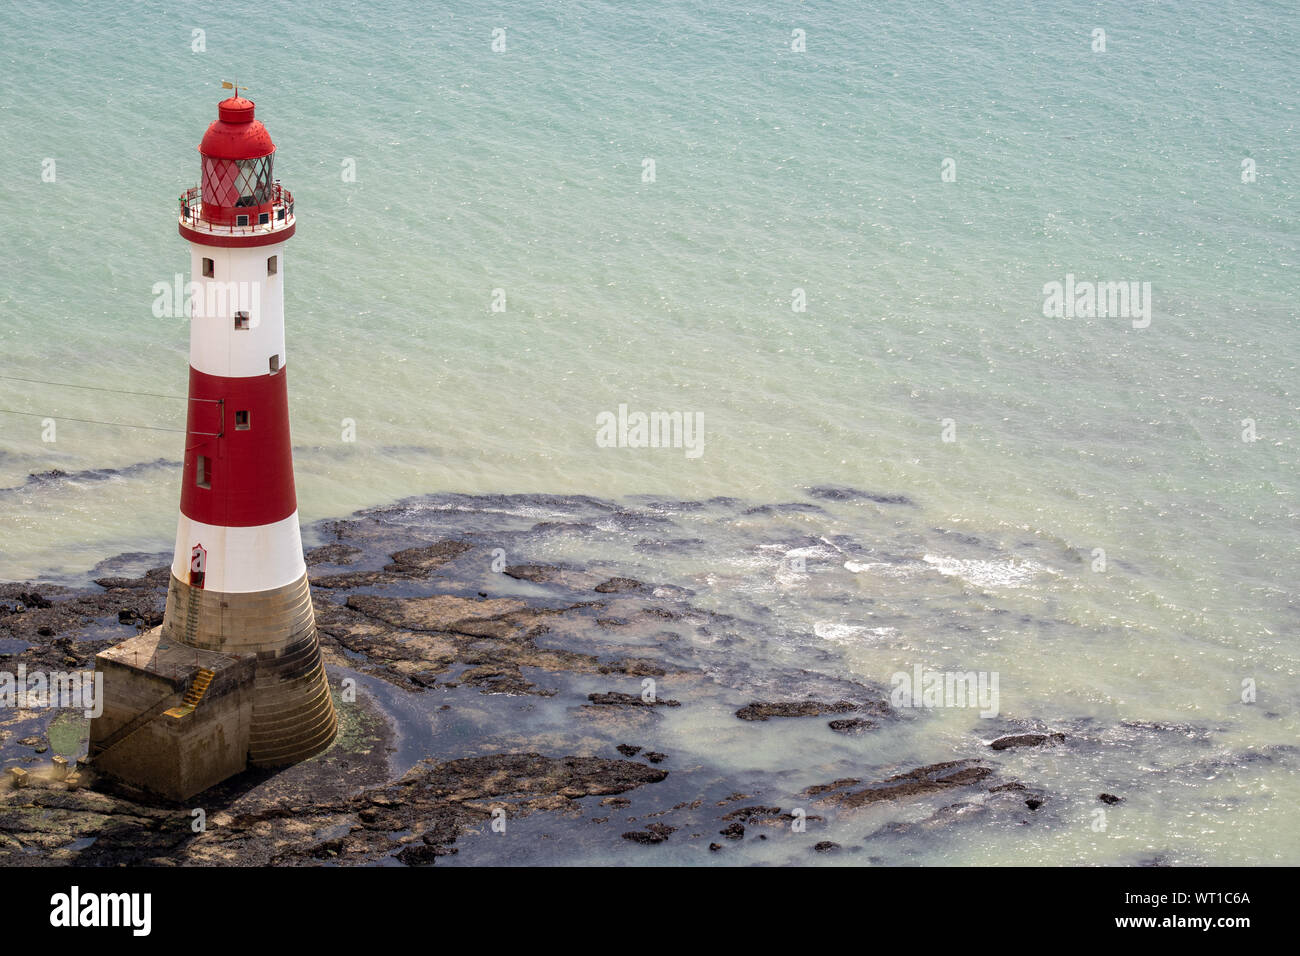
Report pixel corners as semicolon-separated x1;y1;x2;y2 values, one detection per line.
189;543;207;589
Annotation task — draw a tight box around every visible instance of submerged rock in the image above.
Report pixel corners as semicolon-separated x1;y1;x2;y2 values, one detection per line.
828;718;876;734
806;486;914;506
807;761;994;809
988;732;1066;751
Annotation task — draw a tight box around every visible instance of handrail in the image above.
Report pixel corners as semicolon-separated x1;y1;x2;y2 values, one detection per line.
178;183;295;235
90;685;184;756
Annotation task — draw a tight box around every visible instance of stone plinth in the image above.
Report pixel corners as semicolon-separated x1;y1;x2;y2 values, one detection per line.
90;628;256;801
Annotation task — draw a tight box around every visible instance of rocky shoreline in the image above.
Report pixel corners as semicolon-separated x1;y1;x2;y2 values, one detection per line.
0;491;1130;866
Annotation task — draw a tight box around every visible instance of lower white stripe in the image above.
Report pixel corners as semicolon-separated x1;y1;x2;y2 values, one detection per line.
171;511;307;593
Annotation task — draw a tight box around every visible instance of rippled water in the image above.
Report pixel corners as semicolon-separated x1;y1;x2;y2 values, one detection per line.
0;0;1296;864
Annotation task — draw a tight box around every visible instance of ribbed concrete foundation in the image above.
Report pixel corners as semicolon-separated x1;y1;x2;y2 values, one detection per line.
162;571;337;766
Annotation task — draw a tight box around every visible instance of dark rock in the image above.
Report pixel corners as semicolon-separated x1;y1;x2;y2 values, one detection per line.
806;486;914;506
309;838;347;859
741;503;827;516
722;806;783;822
318;593;653;697
504;564;560;583
988;732;1066;751
804;777;861;797
1025;798;1044;811
828;717;875;733
1098;793;1123;805
304;543;363;566
813;841;841;853
719;822;745;840
622;822;676;845
736;700;859;721
594;577;645;594
644;752;667;764
386;540;473;574
807;761;994;809
588;692;680;708
616;745;642;757
396;842;457;865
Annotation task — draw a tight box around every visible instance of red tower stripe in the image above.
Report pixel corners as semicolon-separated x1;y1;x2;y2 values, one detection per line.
179;365;298;528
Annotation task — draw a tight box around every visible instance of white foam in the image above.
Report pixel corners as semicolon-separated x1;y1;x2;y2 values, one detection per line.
843;560;919;579
921;553;1050;589
813;620;898;644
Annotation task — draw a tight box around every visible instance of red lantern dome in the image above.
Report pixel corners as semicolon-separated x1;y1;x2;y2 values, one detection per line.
199;97;274;159
179;96;294;242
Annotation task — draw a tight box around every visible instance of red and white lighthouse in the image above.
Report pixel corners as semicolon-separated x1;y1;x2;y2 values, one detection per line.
163;94;336;766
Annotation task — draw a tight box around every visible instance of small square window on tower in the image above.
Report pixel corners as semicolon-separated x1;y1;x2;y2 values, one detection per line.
236;214;250;227
258;212;270;225
269;354;281;374
202;257;215;278
196;455;211;489
235;410;250;430
267;255;278;276
234;311;250;330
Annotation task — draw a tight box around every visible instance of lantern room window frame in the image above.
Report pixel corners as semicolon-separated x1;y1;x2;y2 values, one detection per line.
202;154;275;210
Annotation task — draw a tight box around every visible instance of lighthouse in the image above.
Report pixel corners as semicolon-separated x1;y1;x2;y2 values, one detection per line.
89;95;337;798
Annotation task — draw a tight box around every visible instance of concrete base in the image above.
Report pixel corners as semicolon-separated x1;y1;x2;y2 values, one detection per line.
89;629;255;801
89;571;338;799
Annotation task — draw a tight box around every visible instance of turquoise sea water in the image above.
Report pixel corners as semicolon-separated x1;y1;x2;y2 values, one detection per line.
0;0;1297;864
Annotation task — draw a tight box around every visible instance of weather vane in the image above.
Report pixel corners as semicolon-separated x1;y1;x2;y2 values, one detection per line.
221;80;248;97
